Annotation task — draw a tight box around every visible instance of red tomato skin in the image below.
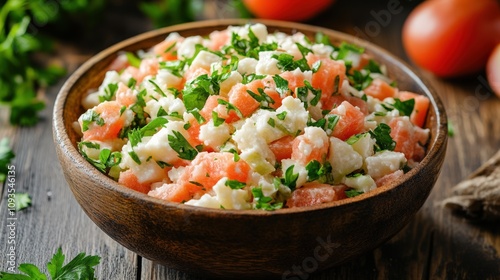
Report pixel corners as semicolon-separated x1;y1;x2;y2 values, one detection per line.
487;43;500;97
242;0;335;22
402;0;500;77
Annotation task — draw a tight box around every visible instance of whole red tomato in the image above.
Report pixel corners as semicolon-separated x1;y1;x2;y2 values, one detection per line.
242;0;335;22
402;0;500;77
487;44;500;97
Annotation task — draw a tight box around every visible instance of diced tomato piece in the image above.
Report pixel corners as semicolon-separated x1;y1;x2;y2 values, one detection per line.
364;78;397;101
118;170;152;194
81;101;126;142
269;135;294;161
329;101;365;140
152;40;178;61
291;127;329;165
184;67;209;82
398;91;430;128
306;53;346;110
228;82;260;119
149;183;191;203
116;83;136;107
286;183;347;208
173;152;252;201
208;30;230;51
389;117;416;160
279;71;306;93
108;54;130;72
375;170;404;188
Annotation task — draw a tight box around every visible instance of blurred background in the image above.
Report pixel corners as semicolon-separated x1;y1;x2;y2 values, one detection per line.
1;0;431;126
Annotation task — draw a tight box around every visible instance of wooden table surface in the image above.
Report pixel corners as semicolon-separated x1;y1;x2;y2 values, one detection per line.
1;1;500;279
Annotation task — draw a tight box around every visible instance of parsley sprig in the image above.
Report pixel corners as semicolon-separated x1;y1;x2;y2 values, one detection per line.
0;248;101;280
0;138;15;182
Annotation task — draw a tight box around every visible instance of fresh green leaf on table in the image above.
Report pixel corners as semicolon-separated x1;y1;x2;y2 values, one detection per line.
15;192;31;211
0;138;15;182
0;248;101;280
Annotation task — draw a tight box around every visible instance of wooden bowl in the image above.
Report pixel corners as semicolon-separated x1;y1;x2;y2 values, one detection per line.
53;19;447;279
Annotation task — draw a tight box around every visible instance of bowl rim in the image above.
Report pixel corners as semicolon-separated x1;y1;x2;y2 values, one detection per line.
53;18;448;217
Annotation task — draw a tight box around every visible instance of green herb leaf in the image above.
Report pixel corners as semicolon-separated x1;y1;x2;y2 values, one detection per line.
80;110;104;132
128;151;141;165
15;192;31;212
0;248;100;279
99;83;118;102
0;138;15;182
225;180;246;190
242;73;266;84
276;111;287;120
168;130;198;160
182;74;217;112
125;52;141;68
212;111;225;127
281;165;299;191
251;187;283;211
217;99;243;119
315;32;332;46
369;123;395;151
272;75;290;96
345;189;364;198
272;53;310;72
392;98;415;117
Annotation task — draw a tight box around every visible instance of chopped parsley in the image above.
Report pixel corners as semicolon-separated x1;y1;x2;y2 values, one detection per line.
149;79;167;97
242;73;266;84
273;53;310;72
212;111;226;127
99;83;118;102
370;123;396;151
217;99;243;119
128;150;141;165
225;180;246;189
182;74;219;112
272;75;290;96
382;98;415;117
168;130;198;160
305;160;333;183
276;111;287;120
281;165;299;191
78;143;122;173
230;27;277;59
251;187;283;210
125;52;141;68
311;60;322;73
80;110;104;132
345;189;364;198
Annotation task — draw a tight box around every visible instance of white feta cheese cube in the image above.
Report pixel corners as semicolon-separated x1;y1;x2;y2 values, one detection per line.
365;150;406;179
190;50;222;71
219;70;243;97
237;57;258;75
350;133;376;159
256;51;282;75
276;96;309;135
177;35;204;59
328;137;363;182
199;120;231;151
343;175;376;193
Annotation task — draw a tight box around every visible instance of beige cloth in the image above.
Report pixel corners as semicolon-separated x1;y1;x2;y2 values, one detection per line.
443;150;500;221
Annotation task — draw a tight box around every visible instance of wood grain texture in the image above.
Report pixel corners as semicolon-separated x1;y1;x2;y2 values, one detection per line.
1;0;499;279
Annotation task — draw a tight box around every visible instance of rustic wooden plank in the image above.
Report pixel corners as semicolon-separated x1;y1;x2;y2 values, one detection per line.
423;76;500;279
0;80;139;279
